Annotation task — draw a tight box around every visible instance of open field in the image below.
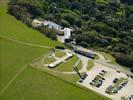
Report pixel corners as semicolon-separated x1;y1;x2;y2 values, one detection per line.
0;1;109;100
0;37;50;90
55;50;66;58
1;66;108;100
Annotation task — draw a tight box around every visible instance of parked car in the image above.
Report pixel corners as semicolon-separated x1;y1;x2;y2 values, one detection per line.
113;78;119;83
102;70;106;73
79;79;83;83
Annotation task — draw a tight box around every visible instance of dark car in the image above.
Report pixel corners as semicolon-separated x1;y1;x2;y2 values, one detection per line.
79;79;83;83
113;78;119;83
99;73;104;75
90;82;93;85
102;70;106;73
102;78;105;80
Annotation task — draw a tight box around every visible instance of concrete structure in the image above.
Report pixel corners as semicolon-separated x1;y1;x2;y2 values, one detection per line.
59;28;73;42
32;19;43;27
64;28;72;39
48;52;73;68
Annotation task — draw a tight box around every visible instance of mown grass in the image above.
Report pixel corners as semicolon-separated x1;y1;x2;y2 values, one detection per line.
44;56;56;64
1;67;109;100
87;60;94;71
55;50;66;58
0;37;50;90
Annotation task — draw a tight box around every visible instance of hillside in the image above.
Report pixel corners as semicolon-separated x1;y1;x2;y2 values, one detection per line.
0;1;109;100
8;0;133;71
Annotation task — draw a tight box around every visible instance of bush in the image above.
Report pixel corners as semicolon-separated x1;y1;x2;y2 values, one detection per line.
60;19;70;27
114;53;133;68
62;13;75;26
39;26;57;40
80;41;89;48
55;46;65;50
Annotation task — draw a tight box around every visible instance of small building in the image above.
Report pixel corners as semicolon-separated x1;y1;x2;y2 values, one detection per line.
43;20;63;31
32;19;72;43
64;28;72;39
74;49;96;59
32;19;43;27
59;28;73;43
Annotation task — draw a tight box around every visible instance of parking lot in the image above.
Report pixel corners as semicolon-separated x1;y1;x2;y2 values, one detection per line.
77;63;133;100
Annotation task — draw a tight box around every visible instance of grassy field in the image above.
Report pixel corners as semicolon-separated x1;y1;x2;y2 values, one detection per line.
1;67;108;100
55;50;66;58
0;37;50;90
87;60;95;71
44;56;56;64
0;1;109;100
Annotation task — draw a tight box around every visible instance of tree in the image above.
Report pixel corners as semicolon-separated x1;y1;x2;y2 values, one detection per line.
60;19;70;27
75;18;82;27
80;41;89;48
62;13;75;26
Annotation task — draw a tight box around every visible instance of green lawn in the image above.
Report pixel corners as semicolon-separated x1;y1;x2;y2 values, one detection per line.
0;1;109;100
44;56;56;64
0;37;50;90
87;60;94;71
55;50;66;58
53;55;82;72
1;67;108;100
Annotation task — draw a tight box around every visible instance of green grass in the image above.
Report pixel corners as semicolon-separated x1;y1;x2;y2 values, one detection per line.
121;97;127;100
53;55;82;72
0;37;50;90
44;56;56;64
0;1;63;47
1;67;108;100
100;52;116;64
87;60;94;71
55;50;66;58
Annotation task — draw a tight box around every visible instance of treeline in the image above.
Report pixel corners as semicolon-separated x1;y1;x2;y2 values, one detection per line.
9;0;133;71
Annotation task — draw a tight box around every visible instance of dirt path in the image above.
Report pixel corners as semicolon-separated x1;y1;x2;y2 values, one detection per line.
0;55;43;95
0;35;52;49
0;65;27;95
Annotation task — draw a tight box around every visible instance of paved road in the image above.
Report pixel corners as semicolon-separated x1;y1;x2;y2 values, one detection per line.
75;46;133;76
95;60;133;75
